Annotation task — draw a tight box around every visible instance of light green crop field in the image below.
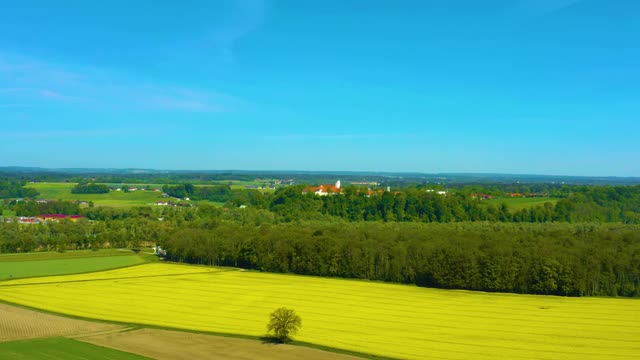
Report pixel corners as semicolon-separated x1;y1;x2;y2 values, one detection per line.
1;209;16;217
0;249;137;262
229;184;276;193
29;182;164;208
197;200;226;207
1;263;638;360
482;197;558;211
0;254;144;280
100;183;165;189
0;337;152;360
195;182;276;193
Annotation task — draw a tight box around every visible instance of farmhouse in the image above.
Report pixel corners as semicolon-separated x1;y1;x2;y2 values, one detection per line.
18;217;39;224
303;180;342;196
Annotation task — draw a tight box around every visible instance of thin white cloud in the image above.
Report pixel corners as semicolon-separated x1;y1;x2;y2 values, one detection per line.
0;52;248;113
141;86;247;113
205;0;270;62
0;87;32;93
0;86;83;103
0;130;120;138
38;89;83;101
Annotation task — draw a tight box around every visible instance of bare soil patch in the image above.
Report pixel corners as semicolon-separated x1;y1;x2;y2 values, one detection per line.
81;328;364;360
0;303;124;342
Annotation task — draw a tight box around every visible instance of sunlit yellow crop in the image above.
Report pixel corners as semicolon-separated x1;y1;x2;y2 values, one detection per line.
1;263;638;359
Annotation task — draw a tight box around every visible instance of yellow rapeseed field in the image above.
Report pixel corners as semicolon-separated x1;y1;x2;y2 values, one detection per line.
0;263;638;359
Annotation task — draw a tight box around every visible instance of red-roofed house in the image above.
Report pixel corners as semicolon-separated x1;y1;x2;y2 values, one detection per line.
303;180;342;196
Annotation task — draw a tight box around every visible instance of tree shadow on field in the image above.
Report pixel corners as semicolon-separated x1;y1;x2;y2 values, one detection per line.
260;335;286;345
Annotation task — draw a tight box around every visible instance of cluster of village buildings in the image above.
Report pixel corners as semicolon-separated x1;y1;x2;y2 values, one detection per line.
153;201;194;207
17;214;83;224
302;181;449;197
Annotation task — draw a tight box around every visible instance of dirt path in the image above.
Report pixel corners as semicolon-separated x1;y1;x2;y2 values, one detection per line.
0;303;125;342
80;328;365;360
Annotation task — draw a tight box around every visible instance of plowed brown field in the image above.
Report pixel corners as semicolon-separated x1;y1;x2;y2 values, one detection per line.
0;303;124;342
80;328;364;360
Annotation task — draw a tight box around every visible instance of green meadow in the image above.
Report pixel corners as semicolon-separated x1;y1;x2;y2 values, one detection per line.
29;183;165;208
1;210;16;217
0;252;144;280
0;249;135;261
482;197;558;211
0;337;151;360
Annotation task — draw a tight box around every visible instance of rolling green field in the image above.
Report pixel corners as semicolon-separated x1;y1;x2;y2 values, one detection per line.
29;182;164;208
0;337;151;360
0;249;136;261
0;251;144;280
1;209;16;217
482;197;558;211
1;263;638;360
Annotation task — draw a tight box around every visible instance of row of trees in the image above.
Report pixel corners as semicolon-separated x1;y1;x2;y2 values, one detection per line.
6;203;638;297
1;203;639;297
0;180;39;199
262;185;640;224
6;184;640;226
10;200;82;217
162;184;232;202
71;183;110;194
156;184;640;224
160;221;640;297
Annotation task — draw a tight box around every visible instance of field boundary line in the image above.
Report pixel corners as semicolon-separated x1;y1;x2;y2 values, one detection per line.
0;268;237;287
0;256;148;283
0;299;394;360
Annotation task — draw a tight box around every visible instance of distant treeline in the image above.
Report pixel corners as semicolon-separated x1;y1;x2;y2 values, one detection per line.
161;183;268;205
156;183;640;225
0;180;38;199
71;183;110;194
10;200;82;216
162;184;231;202
5;184;640;225
262;185;640;224
3;168;640;186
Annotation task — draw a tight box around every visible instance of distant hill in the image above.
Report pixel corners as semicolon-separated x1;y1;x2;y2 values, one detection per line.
1;167;639;186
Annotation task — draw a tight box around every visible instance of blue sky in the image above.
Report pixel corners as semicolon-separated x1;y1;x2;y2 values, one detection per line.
1;0;638;176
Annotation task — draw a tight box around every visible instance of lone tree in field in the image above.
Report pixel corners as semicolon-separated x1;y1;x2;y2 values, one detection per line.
267;307;301;343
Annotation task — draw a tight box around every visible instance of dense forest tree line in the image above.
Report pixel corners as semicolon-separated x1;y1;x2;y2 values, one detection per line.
2;182;640;298
162;184;266;205
10;200;82;216
0;207;638;297
0;180;39;199
161;221;640;297
162;184;231;201
71;183;110;194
